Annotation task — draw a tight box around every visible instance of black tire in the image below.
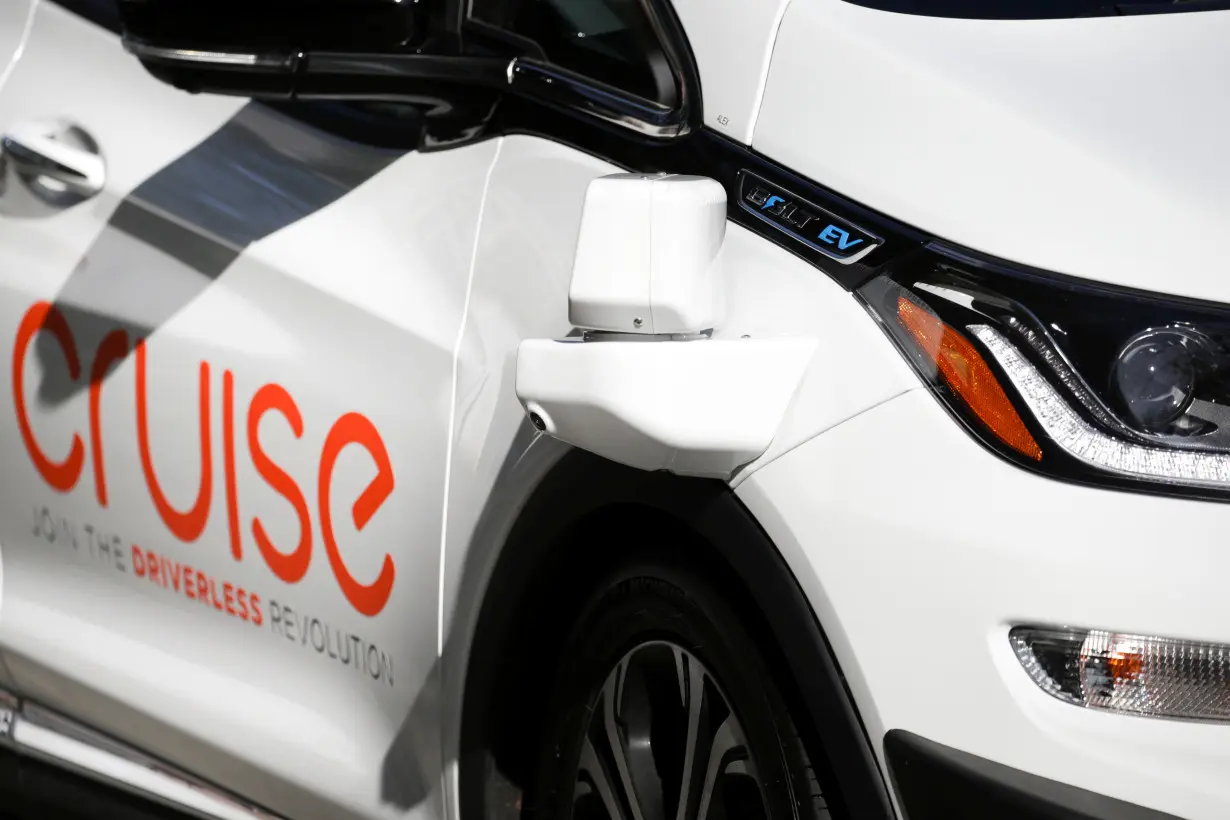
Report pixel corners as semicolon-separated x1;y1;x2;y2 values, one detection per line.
528;559;832;820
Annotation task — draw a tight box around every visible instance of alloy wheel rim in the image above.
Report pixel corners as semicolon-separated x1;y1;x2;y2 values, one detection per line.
570;641;771;820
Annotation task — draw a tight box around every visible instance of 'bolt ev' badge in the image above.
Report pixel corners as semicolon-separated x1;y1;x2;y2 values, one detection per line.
738;170;882;265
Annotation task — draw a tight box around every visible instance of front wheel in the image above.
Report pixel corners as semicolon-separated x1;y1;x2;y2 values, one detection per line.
529;561;833;820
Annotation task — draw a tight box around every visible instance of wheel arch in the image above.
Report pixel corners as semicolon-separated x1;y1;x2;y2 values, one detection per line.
455;446;895;820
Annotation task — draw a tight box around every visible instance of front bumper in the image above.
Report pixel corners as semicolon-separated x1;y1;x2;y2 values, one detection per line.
885;730;1179;820
738;388;1230;820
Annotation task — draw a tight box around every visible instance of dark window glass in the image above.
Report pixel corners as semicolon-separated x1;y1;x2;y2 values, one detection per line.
468;0;674;104
52;0;121;32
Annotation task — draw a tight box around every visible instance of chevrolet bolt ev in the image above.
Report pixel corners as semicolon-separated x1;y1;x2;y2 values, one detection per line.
0;0;1228;819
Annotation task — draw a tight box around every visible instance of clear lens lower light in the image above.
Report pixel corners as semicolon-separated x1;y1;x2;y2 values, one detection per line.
1012;626;1230;721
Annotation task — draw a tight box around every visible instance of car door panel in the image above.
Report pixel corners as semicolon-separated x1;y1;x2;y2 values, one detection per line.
1;142;497;820
0;3;497;818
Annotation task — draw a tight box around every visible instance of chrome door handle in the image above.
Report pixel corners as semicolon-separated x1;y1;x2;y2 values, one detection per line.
1;120;106;205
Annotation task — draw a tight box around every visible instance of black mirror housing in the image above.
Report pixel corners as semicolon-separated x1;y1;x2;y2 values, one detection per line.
116;0;697;145
115;0;492;100
118;0;430;55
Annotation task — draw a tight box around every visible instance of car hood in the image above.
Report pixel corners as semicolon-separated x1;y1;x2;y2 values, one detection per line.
754;0;1230;303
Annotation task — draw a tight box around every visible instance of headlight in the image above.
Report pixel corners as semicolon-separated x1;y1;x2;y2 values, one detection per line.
858;242;1230;499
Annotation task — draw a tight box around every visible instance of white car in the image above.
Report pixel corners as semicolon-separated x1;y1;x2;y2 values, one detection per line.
0;0;1226;818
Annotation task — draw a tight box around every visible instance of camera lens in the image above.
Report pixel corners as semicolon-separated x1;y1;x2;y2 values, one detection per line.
1113;329;1202;432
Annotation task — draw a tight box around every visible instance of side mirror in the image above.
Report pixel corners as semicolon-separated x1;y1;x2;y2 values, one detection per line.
117;0;508;106
515;173;818;479
117;0;698;143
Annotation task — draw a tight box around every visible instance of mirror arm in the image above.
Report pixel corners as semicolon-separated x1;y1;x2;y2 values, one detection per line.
506;58;690;140
123;37;692;141
122;37;300;71
124;35;513;98
304;53;511;89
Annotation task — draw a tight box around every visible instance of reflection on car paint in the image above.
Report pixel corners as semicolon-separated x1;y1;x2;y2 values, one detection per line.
36;103;404;407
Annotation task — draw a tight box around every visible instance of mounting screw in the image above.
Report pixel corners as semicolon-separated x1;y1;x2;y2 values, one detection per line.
633;317;644;328
529;412;547;432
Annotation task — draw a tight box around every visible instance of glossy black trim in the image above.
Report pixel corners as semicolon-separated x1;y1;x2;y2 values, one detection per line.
465;0;700;138
122;38;299;71
885;730;1182;820
929;238;1230;313
116;0;427;53
634;0;699;123
462;17;549;62
51;0;121;33
508;59;685;139
303;52;509;87
737;169;884;266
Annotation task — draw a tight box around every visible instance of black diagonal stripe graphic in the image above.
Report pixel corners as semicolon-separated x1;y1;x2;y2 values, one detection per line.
37;102;405;405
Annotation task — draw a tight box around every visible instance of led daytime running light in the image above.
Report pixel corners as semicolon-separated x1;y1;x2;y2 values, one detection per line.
970;325;1230;487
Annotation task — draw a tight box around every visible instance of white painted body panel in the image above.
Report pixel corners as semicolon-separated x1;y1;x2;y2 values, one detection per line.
755;0;1230;303
739;388;1230;820
670;0;790;142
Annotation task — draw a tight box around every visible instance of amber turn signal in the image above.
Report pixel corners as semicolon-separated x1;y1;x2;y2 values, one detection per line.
896;295;1042;461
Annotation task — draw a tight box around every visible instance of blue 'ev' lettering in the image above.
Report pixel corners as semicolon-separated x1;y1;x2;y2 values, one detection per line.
818;224;863;251
762;195;786;210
